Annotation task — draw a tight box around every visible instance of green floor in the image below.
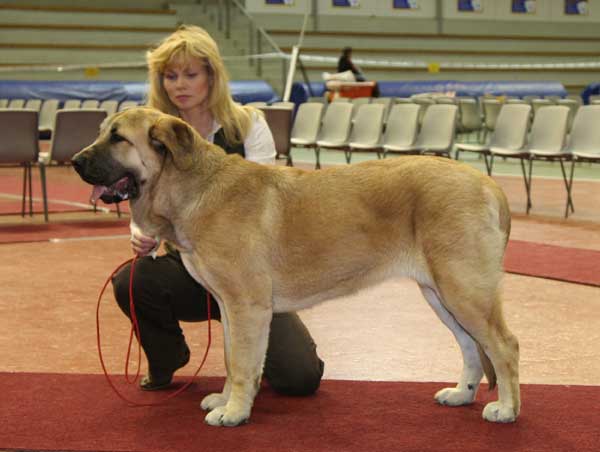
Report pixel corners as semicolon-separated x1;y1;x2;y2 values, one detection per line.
290;146;600;181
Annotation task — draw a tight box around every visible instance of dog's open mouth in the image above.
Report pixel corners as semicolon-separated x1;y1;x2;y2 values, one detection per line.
90;174;138;204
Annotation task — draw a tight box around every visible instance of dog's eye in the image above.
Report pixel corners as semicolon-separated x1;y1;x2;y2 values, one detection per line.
110;133;127;144
151;139;167;154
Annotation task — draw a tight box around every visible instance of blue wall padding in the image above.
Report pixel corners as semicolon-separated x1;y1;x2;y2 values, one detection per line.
581;83;600;104
0;80;279;104
290;80;567;104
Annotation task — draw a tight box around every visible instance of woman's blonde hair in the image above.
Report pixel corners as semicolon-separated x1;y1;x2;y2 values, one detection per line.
146;25;255;144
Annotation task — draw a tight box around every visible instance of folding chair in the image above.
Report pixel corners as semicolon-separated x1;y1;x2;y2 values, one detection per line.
24;99;42;111
346;103;385;162
62;99;81;109
118;100;139;111
38;109;114;220
481;98;502;143
371;97;393;123
381;103;420;158
456;97;483;143
456;104;531;175
289;102;324;162
8;99;25;108
0;109;46;219
491;106;569;214
384;104;456;158
99;100;119;116
245;102;267;108
314;102;353;169
557;98;580;132
81;99;100;109
564;106;600;218
38;99;60;140
271;101;295;109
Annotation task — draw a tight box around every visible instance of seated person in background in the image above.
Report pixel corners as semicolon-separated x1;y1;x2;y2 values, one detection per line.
337;47;365;82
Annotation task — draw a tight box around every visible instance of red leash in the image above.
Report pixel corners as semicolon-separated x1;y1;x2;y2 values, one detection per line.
96;254;212;406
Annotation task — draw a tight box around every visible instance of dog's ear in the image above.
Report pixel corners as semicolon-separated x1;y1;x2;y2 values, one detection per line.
149;116;196;171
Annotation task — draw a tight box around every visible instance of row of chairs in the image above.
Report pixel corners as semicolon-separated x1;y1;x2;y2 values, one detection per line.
289;102;458;169
454;104;600;218
0;98;140;139
0;108;115;222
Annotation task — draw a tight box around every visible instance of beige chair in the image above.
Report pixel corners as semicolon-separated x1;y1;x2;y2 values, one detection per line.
245;101;267;108
346;103;385;162
482;98;502;142
0;99;8;108
8;99;25;109
62;99;81;110
24;99;42;111
456;104;531;175
314;102;353;169
492;105;569;214
382;103;420;158
531;98;553;116
351;97;371;121
99;100;119;116
118;100;139;111
371;97;393;122
0;109;45;219
38;99;60;139
81;99;100;109
38;109;112;220
271;101;295;109
457;97;483;143
557;98;580;132
331;97;351;103
563;106;600;217
383;104;457;158
259;106;294;166
289;102;324;159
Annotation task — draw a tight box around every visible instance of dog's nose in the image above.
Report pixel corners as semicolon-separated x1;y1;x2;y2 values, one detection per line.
71;154;87;175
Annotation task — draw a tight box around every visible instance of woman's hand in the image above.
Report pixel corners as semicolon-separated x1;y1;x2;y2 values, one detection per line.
131;230;158;256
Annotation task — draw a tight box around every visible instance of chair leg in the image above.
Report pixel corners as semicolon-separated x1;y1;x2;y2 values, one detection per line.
116;202;122;218
558;159;575;216
565;159;576;218
489;154;495;176
483;153;491;176
28;164;33;216
21;164;28;217
286;154;293;167
522;158;533;214
315;148;321;170
345;149;352;164
38;164;49;222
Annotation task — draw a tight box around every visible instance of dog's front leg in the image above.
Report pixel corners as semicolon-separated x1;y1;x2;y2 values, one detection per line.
204;302;272;427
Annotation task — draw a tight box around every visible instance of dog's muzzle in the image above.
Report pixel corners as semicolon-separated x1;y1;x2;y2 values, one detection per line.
72;152;139;204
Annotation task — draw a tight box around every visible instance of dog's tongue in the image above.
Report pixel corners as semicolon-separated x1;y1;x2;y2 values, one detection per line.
90;185;108;204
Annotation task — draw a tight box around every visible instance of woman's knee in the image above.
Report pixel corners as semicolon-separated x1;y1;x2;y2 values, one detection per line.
266;356;324;396
111;257;163;316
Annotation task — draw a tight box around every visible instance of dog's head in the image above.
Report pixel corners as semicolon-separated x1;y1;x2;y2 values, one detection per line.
72;106;198;204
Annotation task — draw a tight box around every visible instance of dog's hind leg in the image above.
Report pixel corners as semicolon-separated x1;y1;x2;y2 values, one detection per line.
430;279;520;423
419;285;484;406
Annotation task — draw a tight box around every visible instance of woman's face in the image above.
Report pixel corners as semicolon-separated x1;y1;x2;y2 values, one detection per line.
162;56;211;113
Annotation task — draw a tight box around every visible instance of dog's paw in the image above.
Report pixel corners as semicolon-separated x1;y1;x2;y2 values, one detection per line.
482;401;517;423
200;392;228;411
435;387;477;406
204;405;250;427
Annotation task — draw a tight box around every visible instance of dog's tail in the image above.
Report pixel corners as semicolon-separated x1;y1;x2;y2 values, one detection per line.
477;343;497;390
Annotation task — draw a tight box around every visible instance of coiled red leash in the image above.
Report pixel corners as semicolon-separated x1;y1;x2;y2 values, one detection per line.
96;254;212;406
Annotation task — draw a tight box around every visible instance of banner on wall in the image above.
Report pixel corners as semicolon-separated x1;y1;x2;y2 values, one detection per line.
265;0;294;4
333;0;360;7
393;0;419;9
565;0;589;15
457;0;483;12
511;0;536;13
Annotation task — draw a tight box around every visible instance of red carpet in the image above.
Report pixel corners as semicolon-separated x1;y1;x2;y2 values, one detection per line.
505;240;600;287
1;373;598;452
0;219;130;244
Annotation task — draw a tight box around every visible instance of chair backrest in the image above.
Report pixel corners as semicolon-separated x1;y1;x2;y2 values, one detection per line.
99;100;119;116
531;98;552;114
0;110;40;164
0;99;8;108
565;105;600;154
349;103;385;146
245;101;267;108
8;99;25;109
318;102;353;143
383;103;420;148
24;99;42;111
489;104;531;149
48;110;107;163
118;100;139;111
415;104;458;150
528;105;569;152
38;99;60;131
351;97;371;120
457;98;482;131
62;99;81;109
259;106;293;157
81;99;100;109
557;98;580;131
435;96;456;104
331;97;350;103
482;99;502;130
291;102;324;143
